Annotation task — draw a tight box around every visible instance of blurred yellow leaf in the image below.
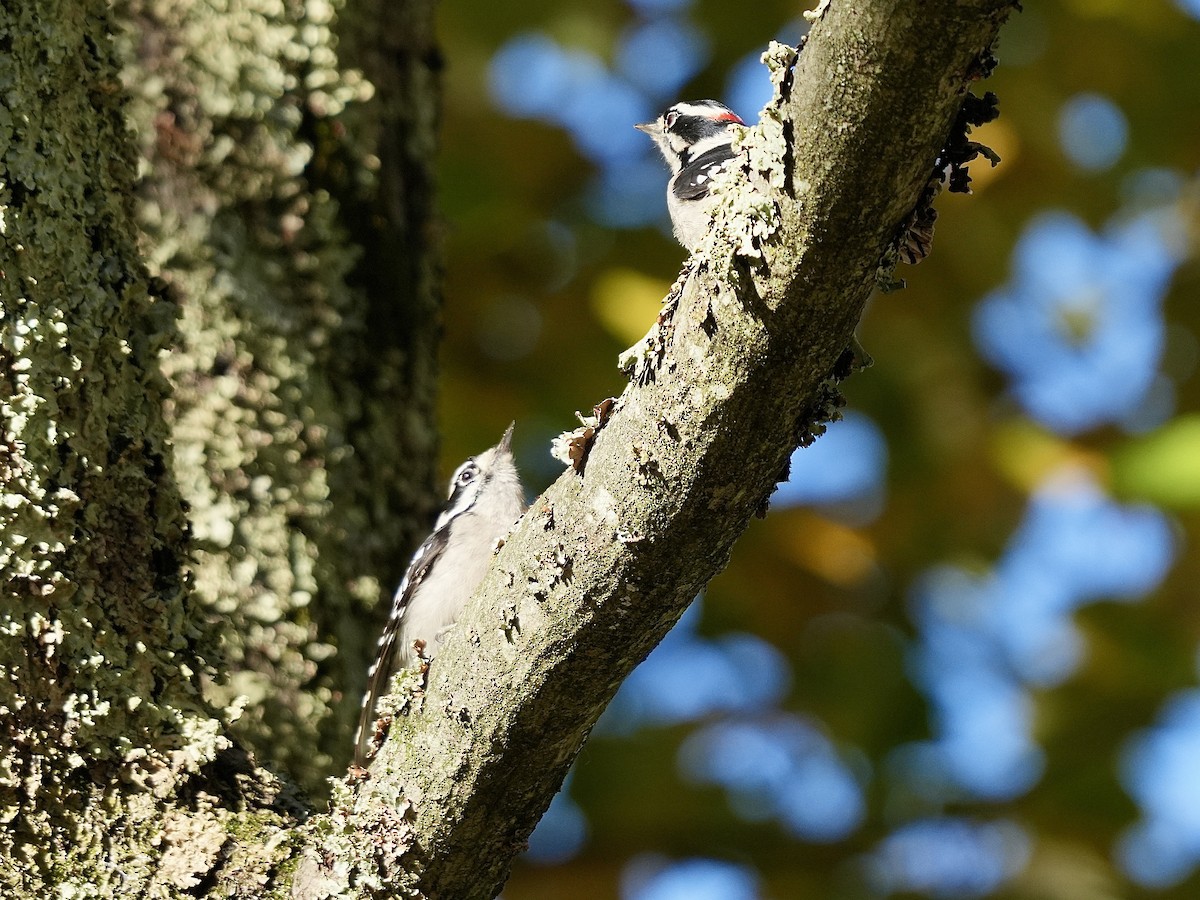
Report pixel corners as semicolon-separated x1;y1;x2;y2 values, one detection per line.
589;268;670;345
1112;414;1200;507
990;419;1106;492
775;513;877;588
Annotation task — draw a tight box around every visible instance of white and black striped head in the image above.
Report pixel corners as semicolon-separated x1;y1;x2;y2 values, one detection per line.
434;423;522;530
636;100;745;173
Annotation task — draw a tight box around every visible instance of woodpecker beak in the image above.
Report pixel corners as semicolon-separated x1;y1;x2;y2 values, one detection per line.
497;422;515;453
634;121;660;136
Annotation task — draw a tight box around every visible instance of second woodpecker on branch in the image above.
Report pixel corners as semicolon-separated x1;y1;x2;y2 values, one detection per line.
353;424;527;768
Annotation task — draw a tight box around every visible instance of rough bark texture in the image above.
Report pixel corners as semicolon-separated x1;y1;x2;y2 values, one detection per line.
302;1;1017;897
0;1;296;894
117;0;443;796
1;0;440;894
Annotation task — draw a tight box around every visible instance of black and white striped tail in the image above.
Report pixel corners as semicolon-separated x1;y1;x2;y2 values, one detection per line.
352;499;456;766
353;615;403;767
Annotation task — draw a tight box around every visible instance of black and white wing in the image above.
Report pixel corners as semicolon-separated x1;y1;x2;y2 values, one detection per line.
352;524;450;767
672;143;737;202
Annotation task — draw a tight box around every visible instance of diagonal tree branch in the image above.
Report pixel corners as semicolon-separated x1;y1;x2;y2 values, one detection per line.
301;0;1019;896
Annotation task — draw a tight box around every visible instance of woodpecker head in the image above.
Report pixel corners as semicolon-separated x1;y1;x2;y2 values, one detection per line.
436;423;524;530
636;100;746;173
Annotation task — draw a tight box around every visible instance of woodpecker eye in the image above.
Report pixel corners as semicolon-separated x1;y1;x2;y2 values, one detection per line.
664;111;679;130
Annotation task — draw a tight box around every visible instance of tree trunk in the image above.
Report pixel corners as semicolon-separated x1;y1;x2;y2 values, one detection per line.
2;0;440;892
0;0;1015;897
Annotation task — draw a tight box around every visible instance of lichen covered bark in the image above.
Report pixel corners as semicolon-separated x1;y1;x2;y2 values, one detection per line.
0;1;292;894
116;0;443;796
1;0;443;890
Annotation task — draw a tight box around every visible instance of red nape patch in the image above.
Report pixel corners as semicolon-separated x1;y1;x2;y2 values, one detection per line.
718;111;745;124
